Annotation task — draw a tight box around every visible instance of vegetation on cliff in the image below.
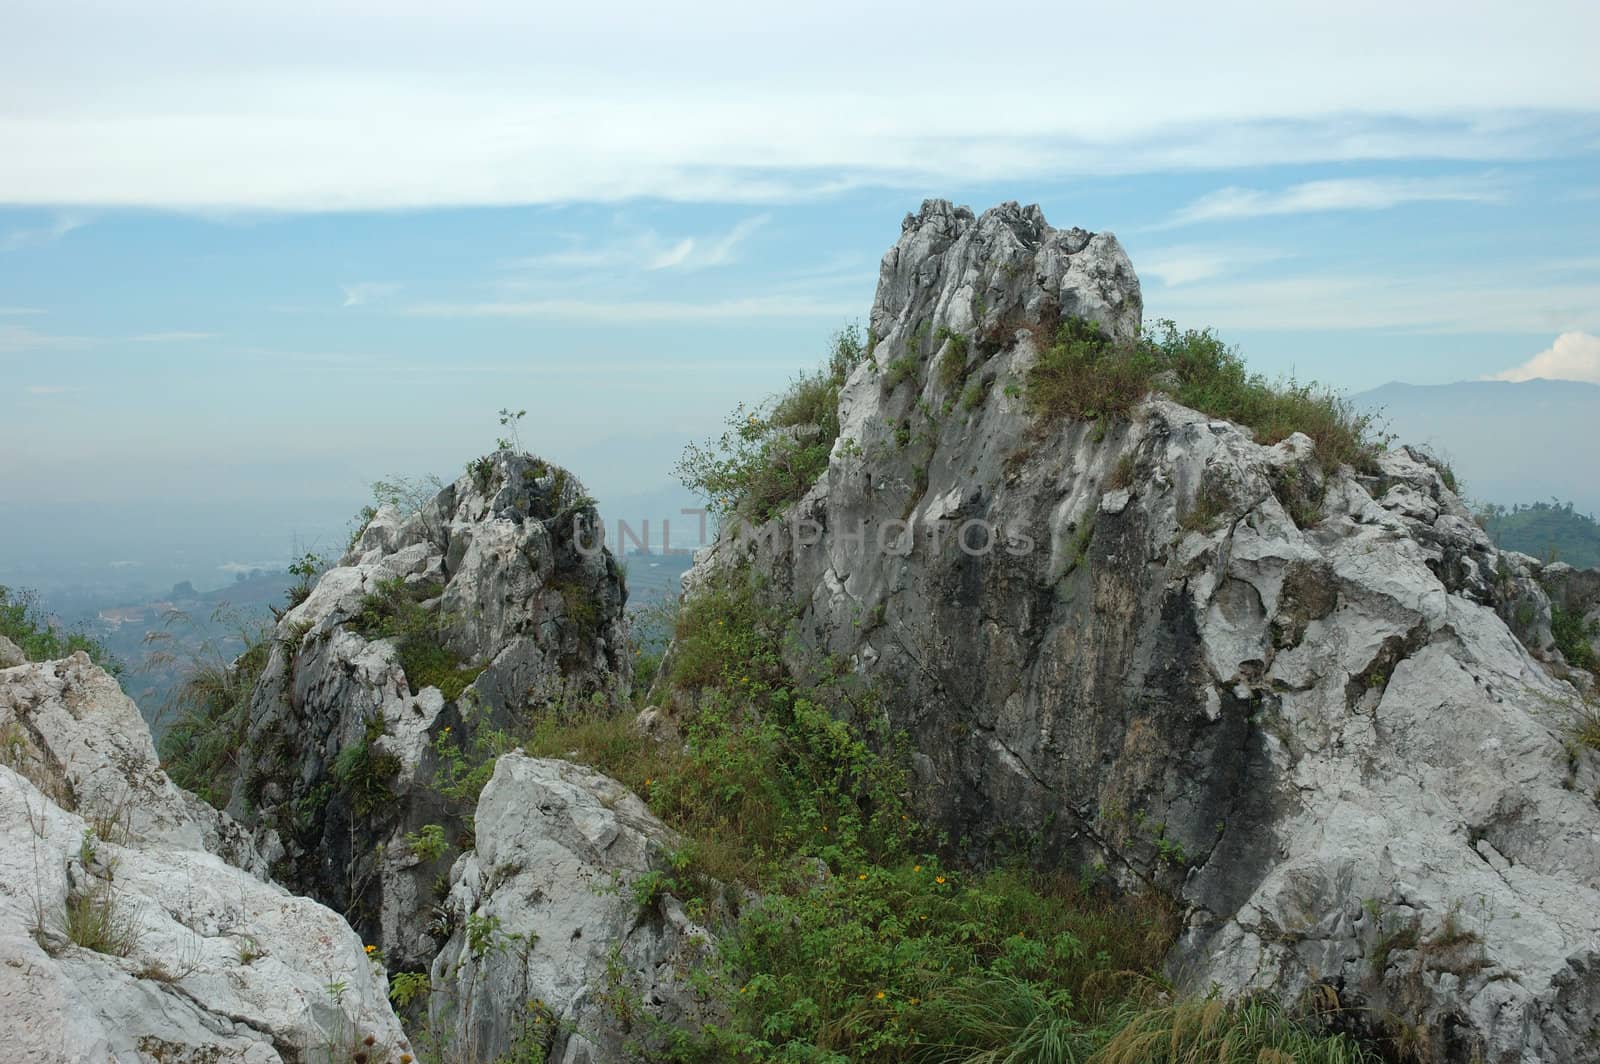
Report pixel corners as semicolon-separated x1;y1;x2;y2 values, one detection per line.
0;584;121;673
1027;318;1383;474
156;613;272;806
676;325;867;522
521;566;1378;1063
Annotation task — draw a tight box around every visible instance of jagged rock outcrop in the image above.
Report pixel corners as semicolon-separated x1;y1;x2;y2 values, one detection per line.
683;199;1600;1061
0;653;408;1062
428;755;719;1063
231;451;629;971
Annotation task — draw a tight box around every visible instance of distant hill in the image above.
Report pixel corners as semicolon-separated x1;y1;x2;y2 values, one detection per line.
1353;378;1600;515
1480;501;1600;569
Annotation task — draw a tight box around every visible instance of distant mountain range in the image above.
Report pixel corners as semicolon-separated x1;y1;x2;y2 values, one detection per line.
1353;378;1600;515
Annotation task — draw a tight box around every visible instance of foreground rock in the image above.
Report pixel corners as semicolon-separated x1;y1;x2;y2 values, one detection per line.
232;451;629;970
685;199;1600;1061
429;755;718;1063
0;653;408;1062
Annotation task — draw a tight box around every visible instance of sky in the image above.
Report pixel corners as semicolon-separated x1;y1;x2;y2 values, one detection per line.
3;1;1600;591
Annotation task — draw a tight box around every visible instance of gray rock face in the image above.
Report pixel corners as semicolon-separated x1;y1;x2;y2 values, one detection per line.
685;199;1600;1061
0;634;25;669
0;653;408;1062
428;755;718;1063
232;451;630;971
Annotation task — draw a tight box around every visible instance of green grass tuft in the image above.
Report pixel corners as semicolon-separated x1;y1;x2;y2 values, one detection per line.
1028;319;1382;475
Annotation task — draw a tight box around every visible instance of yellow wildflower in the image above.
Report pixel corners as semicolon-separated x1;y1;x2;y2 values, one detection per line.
875;991;886;1000
857;873;867;881
935;875;946;885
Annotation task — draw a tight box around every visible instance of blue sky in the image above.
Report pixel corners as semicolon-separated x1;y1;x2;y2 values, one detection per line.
3;1;1599;586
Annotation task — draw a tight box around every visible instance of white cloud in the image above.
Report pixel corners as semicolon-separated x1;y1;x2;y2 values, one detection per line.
1149;275;1600;334
1490;332;1600;382
1138;245;1287;286
507;214;770;275
340;282;402;307
0;213;88;251
0;324;92;353
129;330;219;342
0;307;44;316
660;214;769;270
26;385;73;395
218;560;287;575
1159;175;1507;228
406;294;857;322
1;3;1596;209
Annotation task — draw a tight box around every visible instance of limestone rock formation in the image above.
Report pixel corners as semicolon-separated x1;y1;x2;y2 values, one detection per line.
682;199;1600;1061
0;634;25;668
428;755;719;1063
0;653;408;1062
231;451;629;972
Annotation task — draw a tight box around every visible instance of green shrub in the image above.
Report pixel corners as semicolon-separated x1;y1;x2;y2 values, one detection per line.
678;326;866;523
160;625;273;807
1028;319;1382;474
283;552;326;612
404;823;449;862
332;736;401;817
1026;317;1166;425
1551;603;1598;674
0;586;120;673
884;355;920;390
936;328;971;392
551;574;601;641
351;577;482;701
432;719;518;808
693;867;1176;1062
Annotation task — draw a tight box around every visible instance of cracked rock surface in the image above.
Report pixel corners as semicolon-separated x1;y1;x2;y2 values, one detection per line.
428;755;719;1063
232;451;629;971
0;653;407;1063
684;199;1600;1062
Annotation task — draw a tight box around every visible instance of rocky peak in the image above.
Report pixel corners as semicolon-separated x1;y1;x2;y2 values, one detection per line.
231;449;630;971
687;200;1600;1061
873;198;1140;359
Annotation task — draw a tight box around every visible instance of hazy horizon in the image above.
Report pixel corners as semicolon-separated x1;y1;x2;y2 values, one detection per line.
4;2;1600;600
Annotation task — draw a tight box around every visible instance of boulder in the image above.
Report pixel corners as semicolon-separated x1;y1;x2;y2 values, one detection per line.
0;634;25;669
428;755;718;1063
0;653;409;1062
